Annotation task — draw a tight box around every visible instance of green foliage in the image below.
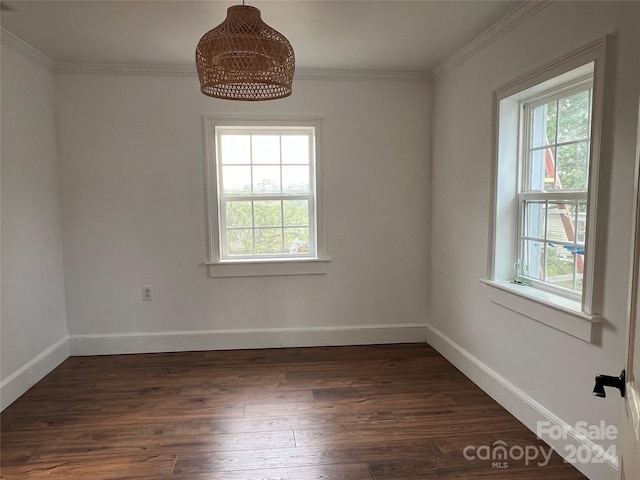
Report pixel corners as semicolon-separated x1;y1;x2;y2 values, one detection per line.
225;200;310;255
544;89;591;190
226;202;252;228
255;228;282;254
556;142;588;190
254;201;282;227
557;90;590;142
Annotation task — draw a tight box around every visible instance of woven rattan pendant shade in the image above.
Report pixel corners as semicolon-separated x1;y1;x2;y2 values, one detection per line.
196;5;295;101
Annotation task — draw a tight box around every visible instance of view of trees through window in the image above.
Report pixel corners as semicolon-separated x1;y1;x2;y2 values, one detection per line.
528;88;591;192
521;84;592;293
225;200;310;255
217;130;315;258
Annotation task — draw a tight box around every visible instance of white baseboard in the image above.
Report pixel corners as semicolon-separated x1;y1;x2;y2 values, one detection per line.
0;336;70;411
69;324;427;356
425;323;617;480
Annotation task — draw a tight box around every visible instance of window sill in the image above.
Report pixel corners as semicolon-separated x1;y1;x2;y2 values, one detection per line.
206;257;331;278
480;279;601;342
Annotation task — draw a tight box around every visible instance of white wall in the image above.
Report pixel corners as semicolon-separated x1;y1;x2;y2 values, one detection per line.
54;73;431;351
1;45;69;409
430;2;640;478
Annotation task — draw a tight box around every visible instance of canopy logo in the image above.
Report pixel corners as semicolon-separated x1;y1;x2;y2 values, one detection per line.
463;421;618;469
463;441;554;468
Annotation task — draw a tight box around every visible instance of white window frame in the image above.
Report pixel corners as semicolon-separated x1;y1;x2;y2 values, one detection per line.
203;116;329;278
483;37;610;342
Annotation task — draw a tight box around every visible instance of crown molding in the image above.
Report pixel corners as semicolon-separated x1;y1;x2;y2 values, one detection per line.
431;0;553;78
295;68;429;82
54;63;428;81
1;27;54;71
54;62;197;76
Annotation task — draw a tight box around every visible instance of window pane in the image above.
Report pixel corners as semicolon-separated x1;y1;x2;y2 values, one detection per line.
253;166;281;194
545;242;577;291
528;149;549;191
577;201;587;244
254;201;282;227
222;166;251;194
282;166;310;194
227;229;253;255
523;201;545;240
530;101;557;148
282;135;310;164
546;101;558;145
220;135;250;164
556;142;589;190
283;200;309;227
557;90;591;143
226;201;252;228
252;135;280;164
285;228;310;254
255;228;283;254
522;239;543;282
546;202;576;243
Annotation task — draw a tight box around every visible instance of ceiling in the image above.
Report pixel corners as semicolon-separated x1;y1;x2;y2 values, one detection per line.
0;0;521;73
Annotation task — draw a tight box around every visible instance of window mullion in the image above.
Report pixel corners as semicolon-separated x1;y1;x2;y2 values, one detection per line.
280;200;285;254
529;137;591;152
543;199;549;282
523;104;530;195
573;199;579;291
522;236;576;247
224;194;310;202
279;136;285;254
220;197;228;261
249;137;256;255
519;191;587;201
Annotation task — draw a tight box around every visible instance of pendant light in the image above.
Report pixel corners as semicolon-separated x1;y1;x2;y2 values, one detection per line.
195;2;295;101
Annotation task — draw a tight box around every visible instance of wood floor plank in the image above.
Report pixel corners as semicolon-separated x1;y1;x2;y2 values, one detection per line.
0;344;586;479
243;391;488;418
172;442;441;474
0;453;177;480
369;460;587;480
293;417;528;448
164;411;397;436
30;430;296;457
170;462;374;480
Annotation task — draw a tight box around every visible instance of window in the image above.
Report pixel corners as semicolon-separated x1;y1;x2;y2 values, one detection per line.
204;117;327;276
485;37;609;341
518;80;592;297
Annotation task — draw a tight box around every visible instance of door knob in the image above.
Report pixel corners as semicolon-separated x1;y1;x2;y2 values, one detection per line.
593;370;625;398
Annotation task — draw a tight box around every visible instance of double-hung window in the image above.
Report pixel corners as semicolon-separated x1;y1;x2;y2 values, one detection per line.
487;38;608;341
519;80;592;296
204;117;327;276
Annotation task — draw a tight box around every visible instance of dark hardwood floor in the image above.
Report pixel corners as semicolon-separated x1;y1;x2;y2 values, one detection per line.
1;344;586;479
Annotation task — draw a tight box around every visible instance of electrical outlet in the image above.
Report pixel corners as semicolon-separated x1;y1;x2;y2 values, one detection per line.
142;285;152;301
